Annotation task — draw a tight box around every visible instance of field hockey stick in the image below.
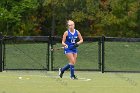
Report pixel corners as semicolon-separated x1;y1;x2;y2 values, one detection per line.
51;43;79;51
51;47;64;51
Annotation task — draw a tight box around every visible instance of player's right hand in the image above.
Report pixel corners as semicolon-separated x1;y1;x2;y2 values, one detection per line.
64;45;68;48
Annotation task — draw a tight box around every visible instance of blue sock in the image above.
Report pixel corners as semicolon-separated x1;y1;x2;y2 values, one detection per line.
70;65;74;77
61;64;70;73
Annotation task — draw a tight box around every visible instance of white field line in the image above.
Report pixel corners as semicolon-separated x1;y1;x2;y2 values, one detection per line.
0;74;91;81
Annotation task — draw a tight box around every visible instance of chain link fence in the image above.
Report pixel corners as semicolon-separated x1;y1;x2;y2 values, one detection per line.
0;36;140;73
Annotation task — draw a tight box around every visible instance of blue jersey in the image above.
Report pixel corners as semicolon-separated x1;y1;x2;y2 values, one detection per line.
64;29;78;54
65;29;78;48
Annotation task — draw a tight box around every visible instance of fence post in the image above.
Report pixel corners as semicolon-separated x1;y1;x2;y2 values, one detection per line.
47;42;50;70
48;34;53;71
98;37;101;70
0;32;3;72
51;37;54;71
101;36;105;73
2;40;5;70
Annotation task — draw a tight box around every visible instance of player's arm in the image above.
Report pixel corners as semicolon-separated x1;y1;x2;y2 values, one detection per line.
77;31;83;45
62;31;68;48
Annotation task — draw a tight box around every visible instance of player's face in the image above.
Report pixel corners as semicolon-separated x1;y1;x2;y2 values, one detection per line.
68;23;75;30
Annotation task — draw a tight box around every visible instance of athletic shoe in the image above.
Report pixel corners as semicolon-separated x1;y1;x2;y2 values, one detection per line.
59;68;63;78
71;75;78;80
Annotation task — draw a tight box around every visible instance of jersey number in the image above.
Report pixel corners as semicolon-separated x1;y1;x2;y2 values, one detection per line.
71;39;76;43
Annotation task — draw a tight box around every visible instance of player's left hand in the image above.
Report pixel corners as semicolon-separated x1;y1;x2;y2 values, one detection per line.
74;43;79;47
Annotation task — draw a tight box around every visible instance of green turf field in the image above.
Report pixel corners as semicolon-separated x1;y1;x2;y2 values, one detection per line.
0;71;140;93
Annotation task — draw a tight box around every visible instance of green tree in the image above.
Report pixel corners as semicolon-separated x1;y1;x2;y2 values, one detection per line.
0;0;140;37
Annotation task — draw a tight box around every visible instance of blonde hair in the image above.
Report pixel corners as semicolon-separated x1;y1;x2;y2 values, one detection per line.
67;20;75;26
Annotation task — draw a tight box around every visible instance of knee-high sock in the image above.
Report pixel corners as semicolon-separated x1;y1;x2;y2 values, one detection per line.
70;65;74;77
61;64;70;73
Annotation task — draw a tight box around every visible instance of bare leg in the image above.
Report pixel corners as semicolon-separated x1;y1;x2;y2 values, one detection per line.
66;53;76;65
